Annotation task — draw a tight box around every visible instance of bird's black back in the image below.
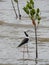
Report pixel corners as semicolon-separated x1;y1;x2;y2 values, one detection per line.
18;38;29;47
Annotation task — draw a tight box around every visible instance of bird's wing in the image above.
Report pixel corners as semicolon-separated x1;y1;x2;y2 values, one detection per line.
18;38;29;47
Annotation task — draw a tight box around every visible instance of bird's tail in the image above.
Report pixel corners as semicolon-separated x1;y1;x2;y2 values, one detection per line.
18;44;24;47
17;43;23;47
18;44;21;47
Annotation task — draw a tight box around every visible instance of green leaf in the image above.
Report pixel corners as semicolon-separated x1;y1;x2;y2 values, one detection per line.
27;1;32;9
36;13;39;16
14;0;18;2
38;17;41;20
30;8;35;16
37;8;40;13
38;21;40;24
23;7;29;14
36;13;39;19
30;0;34;5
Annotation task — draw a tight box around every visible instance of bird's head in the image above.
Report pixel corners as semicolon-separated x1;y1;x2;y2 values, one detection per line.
24;31;29;37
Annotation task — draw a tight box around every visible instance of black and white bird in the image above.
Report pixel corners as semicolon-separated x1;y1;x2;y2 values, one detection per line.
18;31;29;47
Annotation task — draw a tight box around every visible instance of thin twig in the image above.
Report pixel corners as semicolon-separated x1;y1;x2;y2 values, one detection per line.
11;0;18;19
17;0;21;19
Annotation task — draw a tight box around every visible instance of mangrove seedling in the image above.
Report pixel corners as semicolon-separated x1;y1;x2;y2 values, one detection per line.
14;0;21;19
23;0;41;64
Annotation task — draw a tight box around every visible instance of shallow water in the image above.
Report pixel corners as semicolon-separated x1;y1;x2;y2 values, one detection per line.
0;0;49;65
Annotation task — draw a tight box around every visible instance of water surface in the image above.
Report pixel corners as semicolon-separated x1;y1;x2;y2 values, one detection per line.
0;0;49;65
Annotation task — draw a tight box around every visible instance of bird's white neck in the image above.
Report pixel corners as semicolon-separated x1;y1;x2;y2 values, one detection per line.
25;36;29;38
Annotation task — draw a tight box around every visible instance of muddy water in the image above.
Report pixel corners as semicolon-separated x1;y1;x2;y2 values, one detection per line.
0;0;49;65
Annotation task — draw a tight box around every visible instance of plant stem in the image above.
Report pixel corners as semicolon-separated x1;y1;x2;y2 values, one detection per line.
17;0;21;19
11;0;18;19
35;25;38;64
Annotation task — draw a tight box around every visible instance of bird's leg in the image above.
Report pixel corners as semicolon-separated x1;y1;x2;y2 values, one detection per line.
26;44;28;54
26;43;29;59
23;45;25;65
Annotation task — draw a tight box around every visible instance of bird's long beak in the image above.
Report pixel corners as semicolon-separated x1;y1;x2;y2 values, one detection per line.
24;31;29;37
